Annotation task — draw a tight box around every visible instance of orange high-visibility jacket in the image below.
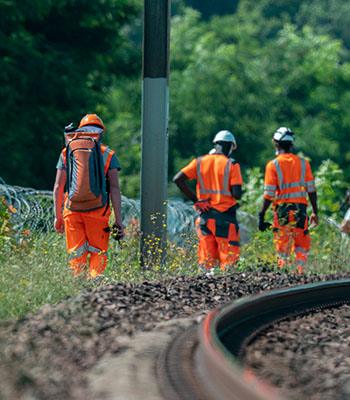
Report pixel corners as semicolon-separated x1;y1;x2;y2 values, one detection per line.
181;154;243;212
62;144;115;218
264;153;316;206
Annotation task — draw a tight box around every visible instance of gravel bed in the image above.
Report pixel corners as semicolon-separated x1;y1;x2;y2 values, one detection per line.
1;270;350;400
244;301;350;400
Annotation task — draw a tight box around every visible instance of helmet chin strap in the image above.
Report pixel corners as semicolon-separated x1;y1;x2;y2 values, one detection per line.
214;142;235;156
228;144;234;157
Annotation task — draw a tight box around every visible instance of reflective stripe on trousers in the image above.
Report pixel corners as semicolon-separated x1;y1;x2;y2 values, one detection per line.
273;204;310;266
196;208;240;268
65;213;110;277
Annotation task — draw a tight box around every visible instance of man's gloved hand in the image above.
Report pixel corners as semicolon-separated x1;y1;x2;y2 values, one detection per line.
258;213;272;232
111;224;124;241
194;199;211;212
104;224;125;241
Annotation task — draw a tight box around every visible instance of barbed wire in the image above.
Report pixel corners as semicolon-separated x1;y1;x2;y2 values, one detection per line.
0;179;199;243
1;179;347;248
0;179;258;248
0;178;54;233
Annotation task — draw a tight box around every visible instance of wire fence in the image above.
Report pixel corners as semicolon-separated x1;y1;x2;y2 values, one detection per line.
0;178;54;234
3;178;349;250
0;179;259;246
0;179;200;242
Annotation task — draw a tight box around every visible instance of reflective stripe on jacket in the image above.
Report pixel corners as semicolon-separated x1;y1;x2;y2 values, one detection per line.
181;154;243;213
197;156;232;196
263;153;316;205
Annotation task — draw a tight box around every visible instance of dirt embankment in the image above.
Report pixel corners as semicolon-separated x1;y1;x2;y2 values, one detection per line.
1;270;350;400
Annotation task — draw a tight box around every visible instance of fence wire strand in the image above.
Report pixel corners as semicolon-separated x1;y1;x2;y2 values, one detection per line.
0;179;198;244
0;179;261;246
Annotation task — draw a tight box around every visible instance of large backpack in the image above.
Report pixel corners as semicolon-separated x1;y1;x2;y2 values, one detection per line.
63;125;108;212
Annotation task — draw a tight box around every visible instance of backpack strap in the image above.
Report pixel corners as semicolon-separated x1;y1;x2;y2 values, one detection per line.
102;179;110;216
101;146;114;216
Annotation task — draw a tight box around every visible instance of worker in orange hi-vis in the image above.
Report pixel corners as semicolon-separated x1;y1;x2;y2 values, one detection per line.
173;130;243;275
258;127;318;273
53;114;124;279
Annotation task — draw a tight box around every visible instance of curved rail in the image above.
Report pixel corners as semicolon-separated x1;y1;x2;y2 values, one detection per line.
157;279;350;400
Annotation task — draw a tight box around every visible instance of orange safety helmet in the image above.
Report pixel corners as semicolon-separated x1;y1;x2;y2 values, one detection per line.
79;114;105;133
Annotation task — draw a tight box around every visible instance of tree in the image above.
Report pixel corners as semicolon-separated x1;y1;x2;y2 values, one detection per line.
168;7;350;183
169;8;274;180
0;0;141;189
263;24;350;176
297;0;350;49
182;0;239;20
105;3;350;199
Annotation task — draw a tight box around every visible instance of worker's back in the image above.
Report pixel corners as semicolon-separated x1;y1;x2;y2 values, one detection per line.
196;153;241;212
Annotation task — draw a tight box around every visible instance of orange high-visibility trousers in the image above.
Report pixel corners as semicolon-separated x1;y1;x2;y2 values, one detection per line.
64;213;110;278
196;209;240;269
273;203;310;271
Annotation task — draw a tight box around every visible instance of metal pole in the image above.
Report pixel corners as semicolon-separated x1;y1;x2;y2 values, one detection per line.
140;0;170;267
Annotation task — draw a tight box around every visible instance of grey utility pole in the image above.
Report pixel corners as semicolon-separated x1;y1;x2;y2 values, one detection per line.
140;0;171;266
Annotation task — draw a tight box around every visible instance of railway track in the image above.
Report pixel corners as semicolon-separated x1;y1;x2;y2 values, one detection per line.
157;279;350;400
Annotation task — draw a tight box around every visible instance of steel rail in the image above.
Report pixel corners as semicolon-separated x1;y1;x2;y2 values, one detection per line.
158;279;350;400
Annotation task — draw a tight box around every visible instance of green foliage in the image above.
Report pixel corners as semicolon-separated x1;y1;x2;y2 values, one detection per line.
145;5;348;185
238;223;350;275
1;159;349;319
3;0;350;195
0;198;14;248
169;8;273;178
103;77;142;198
0;0;141;189
0;232;89;319
1;207;349;320
240;159;347;218
314;159;347;216
297;0;350;49
105;2;350;194
105;230;200;282
308;221;350;272
182;0;240;20
240;167;265;216
0;198;31;249
263;24;350;171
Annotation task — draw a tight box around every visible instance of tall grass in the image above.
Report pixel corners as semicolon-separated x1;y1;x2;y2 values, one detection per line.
1;159;349;320
238;219;350;274
1;217;349;320
0;232;90;319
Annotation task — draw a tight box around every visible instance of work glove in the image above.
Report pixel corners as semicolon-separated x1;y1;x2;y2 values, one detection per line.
194;199;211;213
111;224;124;241
258;213;272;232
104;224;124;241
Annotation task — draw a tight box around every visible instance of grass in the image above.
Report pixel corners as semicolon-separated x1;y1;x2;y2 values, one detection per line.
0;233;89;319
0;217;349;320
239;218;350;274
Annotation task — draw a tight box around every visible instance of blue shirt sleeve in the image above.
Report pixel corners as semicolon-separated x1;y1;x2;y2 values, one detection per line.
109;153;121;170
56;153;65;170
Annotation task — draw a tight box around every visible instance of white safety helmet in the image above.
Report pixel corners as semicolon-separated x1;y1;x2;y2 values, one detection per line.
213;130;237;150
273;127;294;142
